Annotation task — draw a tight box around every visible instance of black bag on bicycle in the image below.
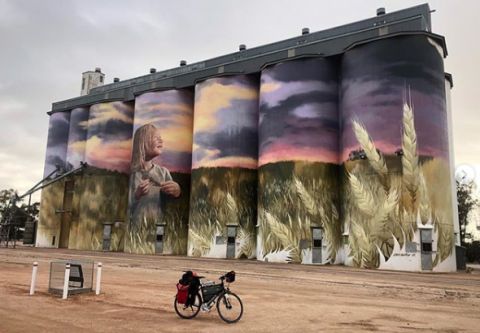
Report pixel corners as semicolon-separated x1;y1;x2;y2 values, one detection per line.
201;283;224;303
179;271;200;307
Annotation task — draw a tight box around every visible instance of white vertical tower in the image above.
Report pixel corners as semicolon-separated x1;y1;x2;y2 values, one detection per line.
81;67;105;95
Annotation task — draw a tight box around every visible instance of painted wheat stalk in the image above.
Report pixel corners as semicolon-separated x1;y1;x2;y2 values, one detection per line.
188;227;212;257
352;120;389;189
373;189;398;230
433;214;454;265
323;203;342;263
264;210;300;262
348;172;377;217
237;226;256;259
401;102;419;212
417;173;431;224
294;177;322;218
351;220;378;269
225;192;239;226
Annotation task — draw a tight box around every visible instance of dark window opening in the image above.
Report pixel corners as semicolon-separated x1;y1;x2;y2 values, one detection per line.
100;76;103;83
313;239;322;248
422;242;432;252
227;236;235;244
156;234;163;242
52;235;56;246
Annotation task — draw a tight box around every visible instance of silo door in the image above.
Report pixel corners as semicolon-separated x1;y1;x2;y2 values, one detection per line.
312;227;323;264
155;225;164;254
59;180;74;248
102;224;112;251
420;229;433;271
226;226;237;259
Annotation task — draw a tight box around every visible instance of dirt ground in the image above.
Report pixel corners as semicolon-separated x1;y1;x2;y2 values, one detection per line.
0;247;479;333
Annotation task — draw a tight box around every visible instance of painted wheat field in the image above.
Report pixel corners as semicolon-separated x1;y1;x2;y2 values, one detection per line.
343;103;455;269
188;167;257;259
258;161;342;264
73;169;129;252
124;172;190;255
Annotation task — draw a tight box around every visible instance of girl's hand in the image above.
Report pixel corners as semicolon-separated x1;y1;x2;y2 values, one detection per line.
135;179;151;200
160;181;181;198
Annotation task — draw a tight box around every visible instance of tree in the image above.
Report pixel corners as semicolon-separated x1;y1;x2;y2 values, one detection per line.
0;188;18;220
457;181;478;246
0;188;39;240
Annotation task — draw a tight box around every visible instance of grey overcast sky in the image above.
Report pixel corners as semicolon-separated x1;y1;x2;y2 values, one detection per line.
1;0;479;201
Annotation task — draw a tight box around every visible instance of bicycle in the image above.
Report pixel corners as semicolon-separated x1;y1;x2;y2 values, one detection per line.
174;271;243;323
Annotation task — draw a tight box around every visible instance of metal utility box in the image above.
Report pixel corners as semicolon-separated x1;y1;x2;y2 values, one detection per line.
48;260;94;296
102;223;112;251
420;228;433;271
155;224;165;254
226;225;238;259
312;227;323;264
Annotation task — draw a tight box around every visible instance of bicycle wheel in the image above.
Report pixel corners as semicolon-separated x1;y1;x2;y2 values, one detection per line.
217;291;243;323
174;293;201;319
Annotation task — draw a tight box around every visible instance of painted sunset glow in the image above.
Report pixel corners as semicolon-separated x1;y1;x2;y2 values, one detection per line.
85;102;134;173
340;36;449;162
43;111;71;177
259;58;339;166
66;107;89;170
192;75;259;169
133;90;193;173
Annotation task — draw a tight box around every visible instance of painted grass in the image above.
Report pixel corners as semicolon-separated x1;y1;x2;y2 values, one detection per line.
258;161;342;263
188;167;257;258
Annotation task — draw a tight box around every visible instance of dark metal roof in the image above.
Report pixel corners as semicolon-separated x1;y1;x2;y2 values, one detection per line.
50;3;444;113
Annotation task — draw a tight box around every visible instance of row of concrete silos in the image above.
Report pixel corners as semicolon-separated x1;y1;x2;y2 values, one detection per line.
37;35;456;271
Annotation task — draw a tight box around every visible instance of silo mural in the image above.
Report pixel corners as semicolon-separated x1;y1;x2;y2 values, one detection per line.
65;107;89;170
85;102;134;173
43;111;71;178
257;58;342;264
188;75;259;259
64;107;88;249
73;102;134;251
126;90;194;255
340;35;455;271
37;111;71;248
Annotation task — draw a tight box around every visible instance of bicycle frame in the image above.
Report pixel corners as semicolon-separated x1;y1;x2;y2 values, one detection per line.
200;280;229;307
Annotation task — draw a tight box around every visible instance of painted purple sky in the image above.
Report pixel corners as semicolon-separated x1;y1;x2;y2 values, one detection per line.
259;58;339;166
43;111;70;178
340;36;449;162
85;102;134;173
133;90;193;173
192;75;259;169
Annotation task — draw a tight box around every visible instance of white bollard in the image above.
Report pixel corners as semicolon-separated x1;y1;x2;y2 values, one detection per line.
62;263;70;300
95;262;102;295
29;262;38;295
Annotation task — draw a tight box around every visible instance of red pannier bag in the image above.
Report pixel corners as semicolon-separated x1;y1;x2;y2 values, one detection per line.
176;283;189;304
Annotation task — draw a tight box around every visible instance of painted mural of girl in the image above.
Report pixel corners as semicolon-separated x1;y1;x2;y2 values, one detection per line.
129;123;181;227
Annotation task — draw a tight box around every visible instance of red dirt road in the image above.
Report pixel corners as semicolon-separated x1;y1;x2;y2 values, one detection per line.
0;247;479;332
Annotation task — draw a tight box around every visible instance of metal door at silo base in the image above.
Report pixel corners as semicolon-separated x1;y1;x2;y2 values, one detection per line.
102;223;112;251
420;228;433;271
312;227;323;264
155;224;165;254
226;226;237;259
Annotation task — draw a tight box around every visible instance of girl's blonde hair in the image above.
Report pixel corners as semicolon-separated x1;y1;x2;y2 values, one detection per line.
131;123;158;172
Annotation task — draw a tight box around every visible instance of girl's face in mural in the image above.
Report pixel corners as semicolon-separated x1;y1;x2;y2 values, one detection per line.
146;129;163;160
